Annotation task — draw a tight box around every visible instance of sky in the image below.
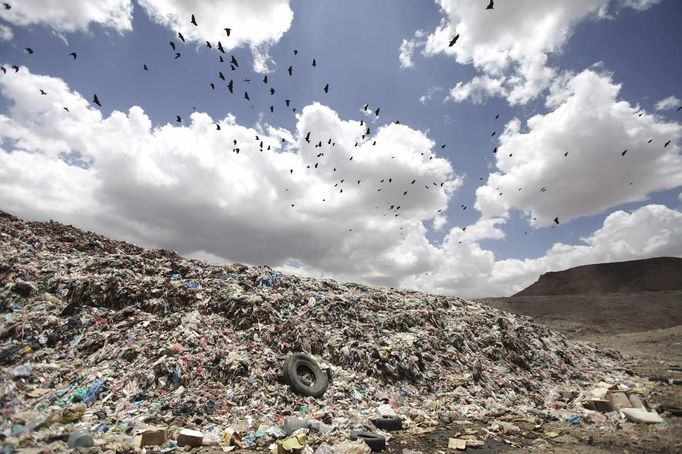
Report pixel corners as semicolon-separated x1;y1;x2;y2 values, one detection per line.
0;0;681;298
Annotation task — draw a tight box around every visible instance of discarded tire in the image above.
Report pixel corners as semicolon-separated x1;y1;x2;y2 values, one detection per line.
351;431;386;452
283;353;329;398
371;415;402;431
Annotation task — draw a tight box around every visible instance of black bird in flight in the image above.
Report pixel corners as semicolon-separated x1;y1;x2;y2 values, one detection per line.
25;48;34;54
143;64;149;71
495;113;500;119
3;3;10;9
191;14;198;26
0;66;5;74
486;0;494;9
664;140;671;148
270;106;274;113
216;124;221;130
206;41;212;48
178;32;185;42
230;64;236;71
169;41;176;50
219;71;225;80
449;34;459;47
224;28;231;37
285;99;291;107
293;49;298;55
375;107;380;116
288;66;293;76
227;80;234;93
230;55;239;67
677;106;682;112
305;132;311;143
323;84;329;93
218;42;225;53
270;88;275;95
622;149;627;156
210;83;215;90
93;94;101;107
11;65;19;72
263;75;268;83
174;52;181;59
39;89;46;95
312;58;316;67
63;107;69;112
244;91;250;101
363;103;369;111
69;52;77;60
176;116;182;123
554;217;560;225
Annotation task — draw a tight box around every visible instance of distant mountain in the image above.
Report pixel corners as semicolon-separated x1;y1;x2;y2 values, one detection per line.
514;257;682;296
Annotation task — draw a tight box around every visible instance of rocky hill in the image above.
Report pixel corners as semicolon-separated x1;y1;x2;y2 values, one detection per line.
514;257;682;296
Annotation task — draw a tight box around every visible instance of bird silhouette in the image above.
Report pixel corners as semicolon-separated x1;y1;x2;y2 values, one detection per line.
227;80;234;93
219;71;225;80
39;89;46;95
449;34;459;47
244;91;250;101
210;83;215;90
664;140;671;148
312;58;317;67
375;107;380;116
69;52;77;60
224;28;231;37
293;49;298;55
206;41;212;48
288;66;293;76
230;55;239;67
191;14;198;26
11;65;19;72
3;3;10;9
25;48;34;54
169;41;176;50
0;66;5;74
270;88;275;95
178;32;185;42
218;42;225;54
263;75;268;83
676;106;682;112
305;132;311;143
323;84;329;93
93;94;101;107
622;149;627;156
174;52;181;59
143;64;149;71
270;106;274;113
486;0;494;9
554;217;559;225
285;99;291;107
63;107;69;112
495;114;500;119
176;116;182;123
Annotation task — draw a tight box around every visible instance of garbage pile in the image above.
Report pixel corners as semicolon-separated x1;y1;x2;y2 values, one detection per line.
0;210;633;451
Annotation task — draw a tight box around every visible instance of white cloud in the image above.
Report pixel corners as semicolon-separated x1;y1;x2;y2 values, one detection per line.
1;0;133;33
136;0;294;73
655;95;681;111
0;25;13;42
399;30;426;69
449;75;505;104
474;69;682;226
0;67;459;284
419;86;443;105
417;0;662;105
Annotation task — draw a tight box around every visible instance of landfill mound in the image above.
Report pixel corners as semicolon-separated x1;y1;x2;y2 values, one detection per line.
0;210;629;450
514;256;682;296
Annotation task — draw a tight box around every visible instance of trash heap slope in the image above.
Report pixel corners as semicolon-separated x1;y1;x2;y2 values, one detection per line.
514;257;682;296
0;210;626;443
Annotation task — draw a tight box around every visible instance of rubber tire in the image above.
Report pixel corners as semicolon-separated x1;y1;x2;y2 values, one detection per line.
283;353;329;398
353;431;386;452
371;415;402;431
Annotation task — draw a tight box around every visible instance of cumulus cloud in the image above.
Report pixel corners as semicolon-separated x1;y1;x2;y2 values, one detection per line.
655;95;681;111
0;25;12;42
137;0;293;73
0;67;459;284
415;0;661;105
475;69;682;226
0;0;133;33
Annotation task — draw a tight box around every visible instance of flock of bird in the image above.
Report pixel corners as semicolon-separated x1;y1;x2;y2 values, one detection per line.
1;0;680;239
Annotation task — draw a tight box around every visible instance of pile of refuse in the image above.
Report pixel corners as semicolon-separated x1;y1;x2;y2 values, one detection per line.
0;210;635;452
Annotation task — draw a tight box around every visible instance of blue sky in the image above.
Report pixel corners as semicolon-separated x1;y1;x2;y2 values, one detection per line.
0;0;681;297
